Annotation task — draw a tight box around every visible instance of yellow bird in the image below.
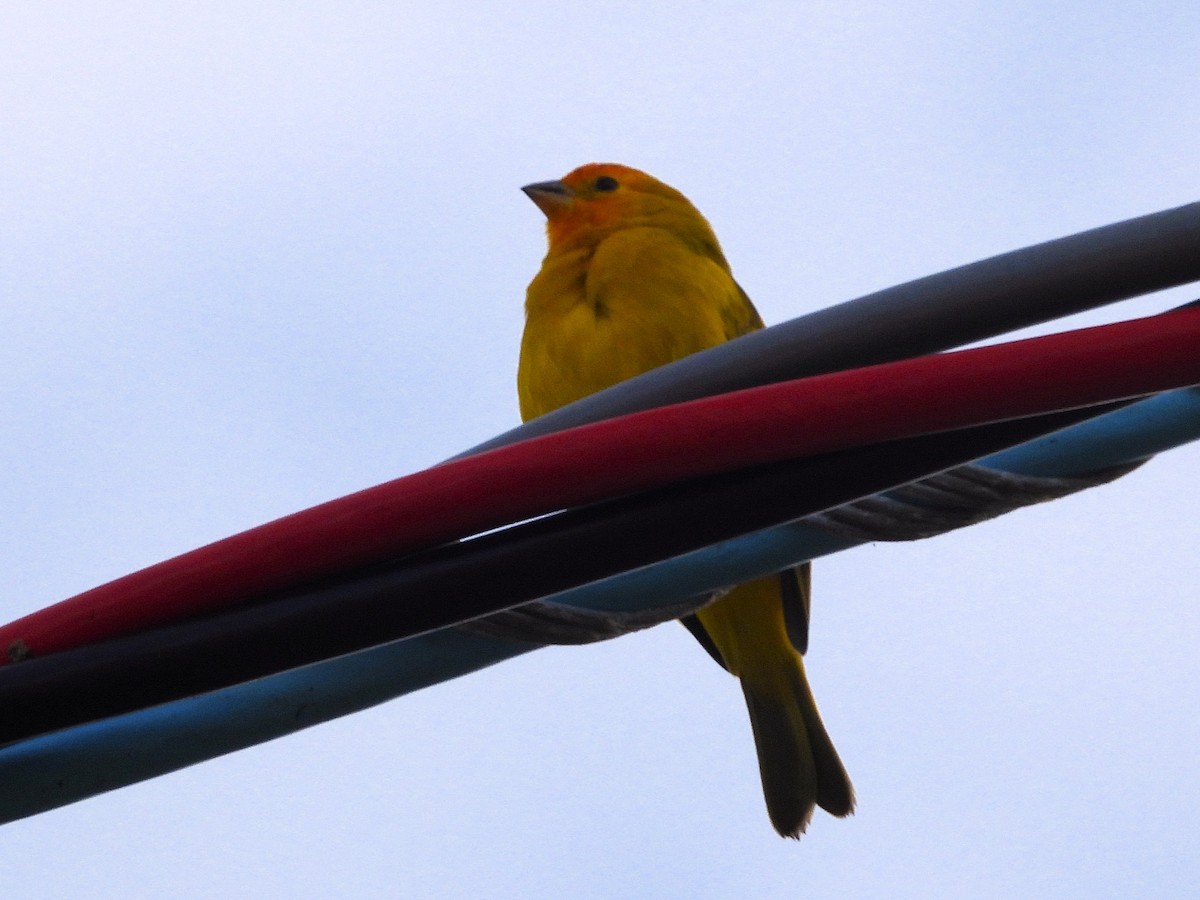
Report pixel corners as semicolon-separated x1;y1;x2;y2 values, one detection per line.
518;163;854;837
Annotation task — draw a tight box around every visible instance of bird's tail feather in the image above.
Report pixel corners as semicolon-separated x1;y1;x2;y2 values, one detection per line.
741;662;855;839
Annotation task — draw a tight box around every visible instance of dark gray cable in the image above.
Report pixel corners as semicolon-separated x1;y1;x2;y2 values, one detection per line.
467;201;1200;456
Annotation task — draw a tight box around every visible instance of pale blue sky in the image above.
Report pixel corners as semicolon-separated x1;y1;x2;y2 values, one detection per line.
3;3;1198;897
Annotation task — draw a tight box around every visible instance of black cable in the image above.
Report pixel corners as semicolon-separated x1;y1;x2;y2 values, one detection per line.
0;404;1120;746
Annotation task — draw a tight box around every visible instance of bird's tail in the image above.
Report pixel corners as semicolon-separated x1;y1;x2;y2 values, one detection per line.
740;657;855;838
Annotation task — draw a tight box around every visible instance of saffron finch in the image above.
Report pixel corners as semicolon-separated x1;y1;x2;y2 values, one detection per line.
517;163;854;837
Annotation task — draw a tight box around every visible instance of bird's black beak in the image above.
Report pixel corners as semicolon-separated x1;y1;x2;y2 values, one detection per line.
522;179;573;216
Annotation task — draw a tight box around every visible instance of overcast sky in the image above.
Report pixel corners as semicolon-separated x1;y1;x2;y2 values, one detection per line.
3;3;1198;897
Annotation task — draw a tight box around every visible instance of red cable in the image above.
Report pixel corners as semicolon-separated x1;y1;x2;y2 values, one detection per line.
4;307;1200;663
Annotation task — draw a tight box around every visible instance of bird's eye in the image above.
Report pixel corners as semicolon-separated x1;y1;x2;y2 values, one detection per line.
594;175;619;192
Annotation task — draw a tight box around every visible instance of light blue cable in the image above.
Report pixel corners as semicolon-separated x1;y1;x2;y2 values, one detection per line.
0;388;1196;823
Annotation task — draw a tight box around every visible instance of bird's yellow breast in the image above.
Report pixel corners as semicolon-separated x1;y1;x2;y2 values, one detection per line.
518;226;747;420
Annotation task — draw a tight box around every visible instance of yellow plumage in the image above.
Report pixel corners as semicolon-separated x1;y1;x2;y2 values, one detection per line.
517;163;853;837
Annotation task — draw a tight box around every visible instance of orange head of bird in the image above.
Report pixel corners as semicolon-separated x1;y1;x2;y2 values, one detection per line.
521;163;723;261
